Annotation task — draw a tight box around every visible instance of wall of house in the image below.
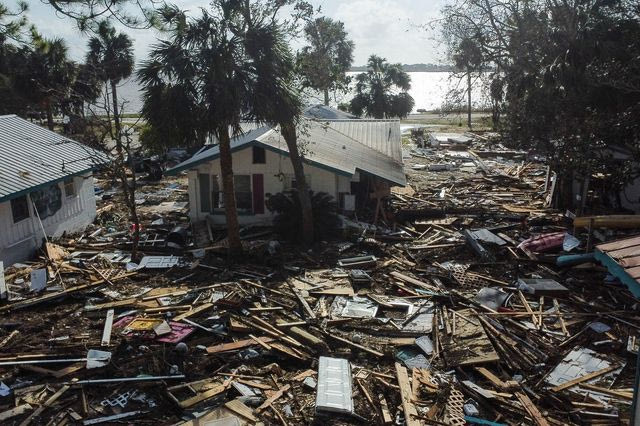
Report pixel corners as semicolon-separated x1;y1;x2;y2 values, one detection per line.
0;172;97;265
187;147;348;225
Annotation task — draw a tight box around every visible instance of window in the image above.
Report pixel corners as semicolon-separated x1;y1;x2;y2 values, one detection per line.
252;146;266;164
11;196;30;223
64;178;76;198
283;174;311;191
234;175;252;212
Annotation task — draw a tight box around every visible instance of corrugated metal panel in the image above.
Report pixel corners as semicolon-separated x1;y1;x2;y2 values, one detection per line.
0;115;108;201
316;356;353;414
260;120;406;186
320;119;403;163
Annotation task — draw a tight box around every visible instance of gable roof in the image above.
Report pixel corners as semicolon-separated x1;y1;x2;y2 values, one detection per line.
0;115;109;202
303;105;402;162
166;119;406;186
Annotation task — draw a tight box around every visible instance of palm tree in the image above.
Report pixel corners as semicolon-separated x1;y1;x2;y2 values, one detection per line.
86;21;139;257
140;1;315;253
349;55;414;119
86;20;134;149
246;20;314;243
15;36;75;129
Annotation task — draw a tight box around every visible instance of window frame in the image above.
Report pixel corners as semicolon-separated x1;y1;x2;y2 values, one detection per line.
64;178;76;198
252;146;266;164
11;195;30;224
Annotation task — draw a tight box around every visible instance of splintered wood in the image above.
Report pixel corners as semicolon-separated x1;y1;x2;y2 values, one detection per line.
440;308;500;367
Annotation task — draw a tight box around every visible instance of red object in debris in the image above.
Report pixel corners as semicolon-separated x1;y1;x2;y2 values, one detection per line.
518;231;565;253
130;223;143;233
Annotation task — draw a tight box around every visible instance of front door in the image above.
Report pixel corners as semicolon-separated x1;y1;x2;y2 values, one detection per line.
252;174;264;214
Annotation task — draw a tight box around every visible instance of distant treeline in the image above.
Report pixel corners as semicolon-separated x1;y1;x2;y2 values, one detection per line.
349;63;455;72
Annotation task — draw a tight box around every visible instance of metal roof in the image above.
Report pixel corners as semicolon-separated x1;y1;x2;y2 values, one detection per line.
316;119;403;163
0;115;109;202
595;235;640;297
166;119;406;186
303;104;358;120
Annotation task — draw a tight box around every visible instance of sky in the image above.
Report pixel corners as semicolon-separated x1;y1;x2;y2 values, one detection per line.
18;0;449;66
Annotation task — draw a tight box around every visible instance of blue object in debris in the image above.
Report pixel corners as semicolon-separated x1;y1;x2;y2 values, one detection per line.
464;416;508;426
556;253;595;267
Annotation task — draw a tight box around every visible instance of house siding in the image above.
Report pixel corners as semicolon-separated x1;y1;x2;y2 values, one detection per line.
188;147;340;225
0;172;97;265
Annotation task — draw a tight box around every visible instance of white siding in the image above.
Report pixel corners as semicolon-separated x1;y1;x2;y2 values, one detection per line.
188;146;342;225
0;172;97;265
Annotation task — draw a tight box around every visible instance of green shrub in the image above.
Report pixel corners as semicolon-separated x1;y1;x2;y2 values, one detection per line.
266;190;341;242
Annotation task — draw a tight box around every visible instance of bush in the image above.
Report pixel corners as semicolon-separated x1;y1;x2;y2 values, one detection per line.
266;190;341;242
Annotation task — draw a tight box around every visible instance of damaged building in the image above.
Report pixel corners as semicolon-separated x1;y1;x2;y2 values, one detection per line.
165;106;406;225
0;115;108;265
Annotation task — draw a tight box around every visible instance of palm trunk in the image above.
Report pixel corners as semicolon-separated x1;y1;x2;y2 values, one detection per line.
46;98;54;130
323;88;330;106
281;122;314;244
217;129;243;255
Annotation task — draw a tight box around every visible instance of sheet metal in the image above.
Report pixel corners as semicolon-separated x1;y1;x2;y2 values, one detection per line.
316;356;353;415
0;115;108;201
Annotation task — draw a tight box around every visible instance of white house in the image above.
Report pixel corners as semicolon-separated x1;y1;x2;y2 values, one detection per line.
166;106;406;225
0;115;108;265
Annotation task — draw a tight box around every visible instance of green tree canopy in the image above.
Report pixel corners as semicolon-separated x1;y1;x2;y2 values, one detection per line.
441;0;640;209
297;16;354;106
348;55;414;119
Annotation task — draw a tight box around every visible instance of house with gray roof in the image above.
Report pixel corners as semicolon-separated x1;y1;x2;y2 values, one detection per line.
0;115;108;265
165;105;406;226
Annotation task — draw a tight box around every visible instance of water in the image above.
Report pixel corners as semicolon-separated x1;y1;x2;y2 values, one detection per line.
117;71;488;115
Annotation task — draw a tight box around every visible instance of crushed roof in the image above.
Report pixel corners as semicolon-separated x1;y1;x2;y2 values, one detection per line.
0;115;109;202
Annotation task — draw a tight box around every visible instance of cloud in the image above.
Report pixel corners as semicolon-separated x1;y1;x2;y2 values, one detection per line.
333;0;444;64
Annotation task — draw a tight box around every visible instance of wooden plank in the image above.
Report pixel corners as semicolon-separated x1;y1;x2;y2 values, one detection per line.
178;384;227;408
579;383;633;400
225;398;257;422
173;303;214;322
287;280;316;320
328;334;384;357
395;362;420;426
19;385;70;426
390;271;439;291
206;337;275;354
101;309;114;346
379;394;393;425
515;391;550;426
474;367;508;390
549;365;619;392
0;404;32;422
256;384;290;413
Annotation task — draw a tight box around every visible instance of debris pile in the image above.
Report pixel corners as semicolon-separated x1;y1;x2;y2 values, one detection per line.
1;136;639;425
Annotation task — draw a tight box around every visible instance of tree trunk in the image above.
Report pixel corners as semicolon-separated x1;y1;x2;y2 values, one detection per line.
111;80;123;155
467;71;472;129
111;79;140;259
323;88;330;106
281;122;314;244
217;129;243;255
46;99;54;130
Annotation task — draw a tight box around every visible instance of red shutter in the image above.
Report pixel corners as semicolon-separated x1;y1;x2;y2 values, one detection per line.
252;174;264;214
